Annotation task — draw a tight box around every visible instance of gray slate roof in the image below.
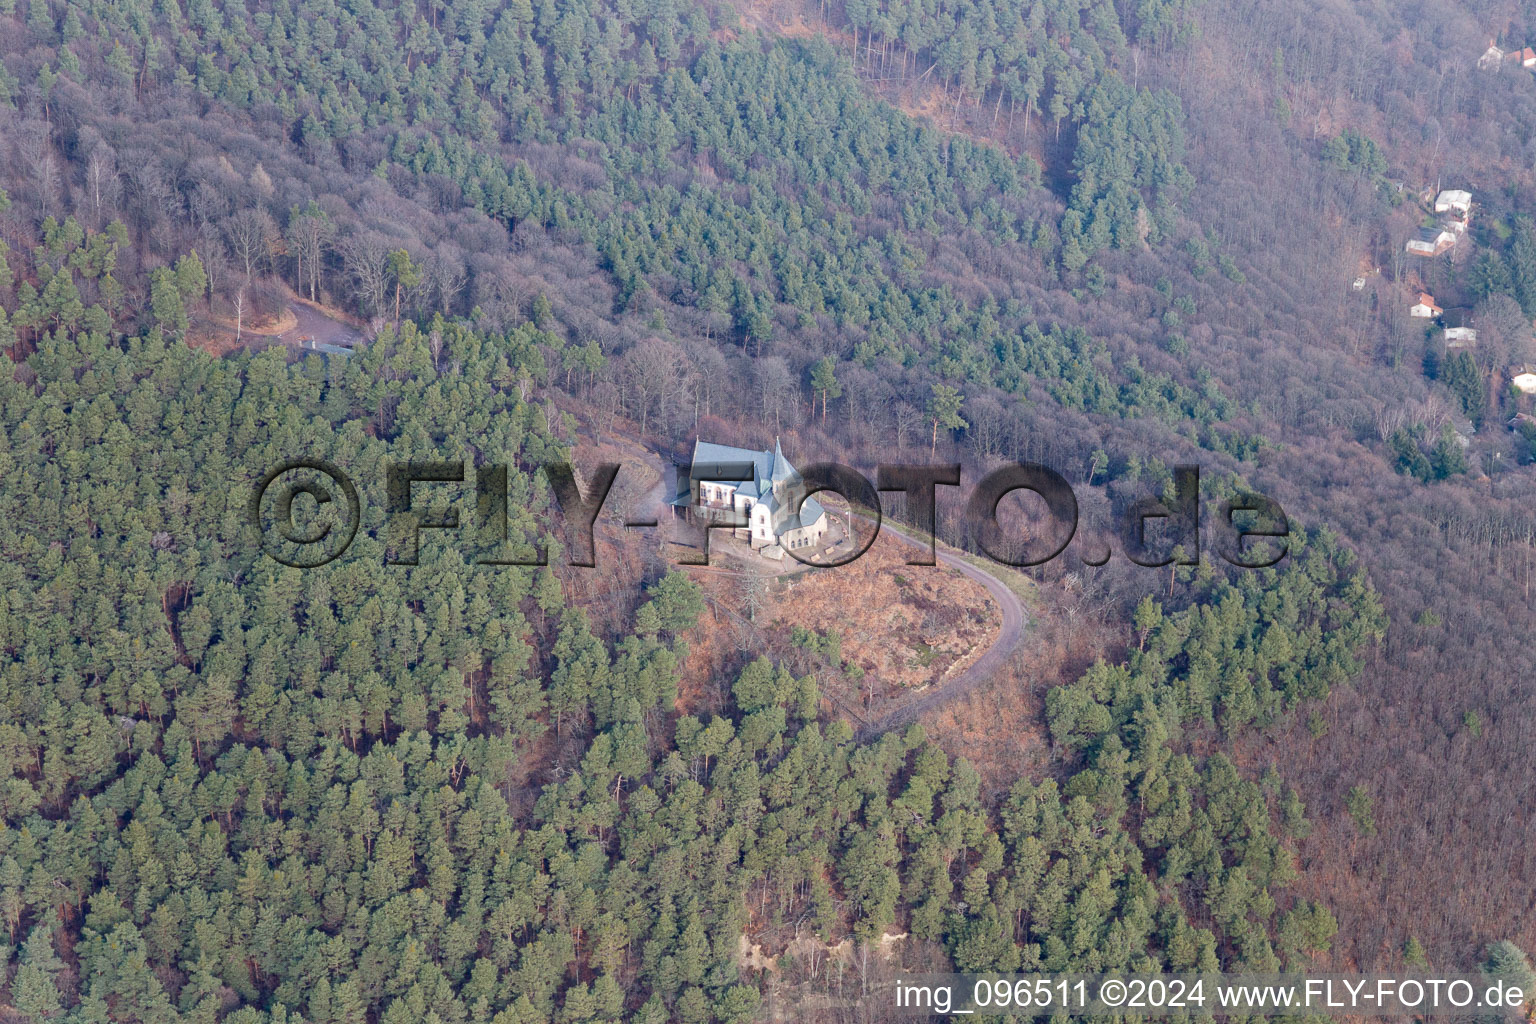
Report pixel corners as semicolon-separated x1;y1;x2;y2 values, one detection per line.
684;438;825;530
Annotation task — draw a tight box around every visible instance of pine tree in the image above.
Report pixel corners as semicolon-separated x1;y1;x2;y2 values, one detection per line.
1483;941;1536;995
1429;425;1467;480
388;248;421;322
926;382;967;456
531;292;553;327
644;571;704;635
149;266;188;339
13;925;63;1019
175;250;208;308
809;357;841;422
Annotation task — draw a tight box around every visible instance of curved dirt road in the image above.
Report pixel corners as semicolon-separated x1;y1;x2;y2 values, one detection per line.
626;449;1027;740
850;519;1027;741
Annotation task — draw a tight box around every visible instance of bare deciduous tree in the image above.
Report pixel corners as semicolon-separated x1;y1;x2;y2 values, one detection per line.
469;253;529;332
193;225;230;308
224;208;278;284
893;401;922;450
85;146;120;226
337;231;393;319
125;158;177;235
19;126;61;222
425;246;467;315
622;337;688;437
233;287;246;344
754;355;795;434
591;380;622;436
739;567;773;624
287;210;333;302
688;347;729;423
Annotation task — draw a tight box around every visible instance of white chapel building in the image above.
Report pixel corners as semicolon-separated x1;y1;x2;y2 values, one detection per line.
674;439;828;559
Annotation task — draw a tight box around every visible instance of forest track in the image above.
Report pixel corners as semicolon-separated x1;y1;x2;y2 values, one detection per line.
845;516;1027;742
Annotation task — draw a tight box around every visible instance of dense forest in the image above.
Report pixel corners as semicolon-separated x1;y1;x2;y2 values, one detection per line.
3;0;1536;1017
0;313;1388;1020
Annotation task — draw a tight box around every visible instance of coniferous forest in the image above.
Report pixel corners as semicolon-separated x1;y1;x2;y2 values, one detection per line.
2;0;1536;1019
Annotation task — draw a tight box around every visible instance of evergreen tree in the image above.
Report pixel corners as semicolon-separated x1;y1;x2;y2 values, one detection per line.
926;382;967;456
149;266;188;339
809;356;841;422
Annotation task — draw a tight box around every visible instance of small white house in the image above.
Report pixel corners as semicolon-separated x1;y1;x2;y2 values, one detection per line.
1445;327;1478;347
1434;189;1473;216
1410;293;1443;318
1512;367;1536;394
1480;44;1505;70
1406;228;1457;256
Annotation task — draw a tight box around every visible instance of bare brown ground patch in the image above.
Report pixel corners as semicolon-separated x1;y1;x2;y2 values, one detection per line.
185;291;365;357
905;566;1124;797
184;325;248;357
217;306;298;337
765;529;1000;692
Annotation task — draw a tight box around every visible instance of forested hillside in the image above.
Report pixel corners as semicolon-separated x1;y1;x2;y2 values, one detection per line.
2;0;1536;1017
0;309;1384;1019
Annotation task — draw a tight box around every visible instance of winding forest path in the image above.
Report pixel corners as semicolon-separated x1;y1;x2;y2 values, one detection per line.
846;516;1028;742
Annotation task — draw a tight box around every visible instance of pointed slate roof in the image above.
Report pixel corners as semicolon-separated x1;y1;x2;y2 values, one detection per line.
770;437;794;483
